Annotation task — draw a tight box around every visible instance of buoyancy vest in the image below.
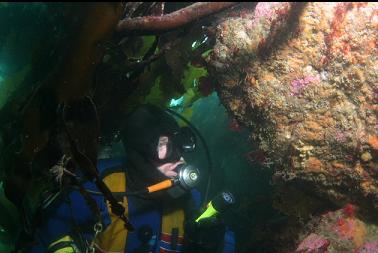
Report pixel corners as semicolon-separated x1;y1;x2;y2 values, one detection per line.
26;175;111;253
95;158;192;253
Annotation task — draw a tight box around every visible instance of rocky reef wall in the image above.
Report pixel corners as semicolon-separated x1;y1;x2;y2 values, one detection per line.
207;2;378;251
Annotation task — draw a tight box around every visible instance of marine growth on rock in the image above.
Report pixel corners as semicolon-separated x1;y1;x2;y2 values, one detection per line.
208;2;378;216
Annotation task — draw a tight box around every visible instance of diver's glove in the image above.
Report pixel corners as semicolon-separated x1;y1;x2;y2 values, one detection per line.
184;216;226;253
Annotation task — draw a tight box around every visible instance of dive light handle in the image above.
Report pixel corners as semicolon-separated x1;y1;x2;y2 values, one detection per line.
195;191;235;223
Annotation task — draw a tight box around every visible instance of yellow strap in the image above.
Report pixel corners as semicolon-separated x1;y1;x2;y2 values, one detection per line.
95;172;128;252
48;235;76;253
53;248;75;253
96;170;185;251
162;205;185;239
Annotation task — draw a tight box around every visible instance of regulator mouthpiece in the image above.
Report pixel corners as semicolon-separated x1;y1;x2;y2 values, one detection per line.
167;163;200;199
176;164;200;190
147;163;200;199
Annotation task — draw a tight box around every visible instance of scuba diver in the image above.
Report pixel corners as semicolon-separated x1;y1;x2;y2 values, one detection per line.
10;102;234;253
95;104;235;253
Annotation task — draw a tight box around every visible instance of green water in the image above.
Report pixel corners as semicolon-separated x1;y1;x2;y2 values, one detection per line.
0;3;283;252
183;93;282;252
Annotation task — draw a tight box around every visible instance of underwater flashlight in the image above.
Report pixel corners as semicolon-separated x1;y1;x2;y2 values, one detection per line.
147;164;200;194
195;191;235;223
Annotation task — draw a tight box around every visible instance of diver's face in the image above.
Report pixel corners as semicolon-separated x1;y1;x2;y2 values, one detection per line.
157;136;169;159
156;136;184;178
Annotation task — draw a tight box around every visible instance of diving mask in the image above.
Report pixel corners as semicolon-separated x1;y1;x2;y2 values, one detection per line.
152;126;197;166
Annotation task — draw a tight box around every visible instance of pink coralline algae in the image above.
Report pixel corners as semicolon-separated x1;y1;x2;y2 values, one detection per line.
296;233;330;253
253;2;282;20
358;240;378;253
335;131;347;143
290;75;320;96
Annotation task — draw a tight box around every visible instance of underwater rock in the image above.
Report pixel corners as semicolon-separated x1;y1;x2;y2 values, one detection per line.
296;205;378;253
208;1;378;218
296;233;330;253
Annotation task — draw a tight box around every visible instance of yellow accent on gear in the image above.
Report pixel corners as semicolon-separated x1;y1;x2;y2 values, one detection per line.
162;205;185;238
95;172;128;252
95;169;186;251
48;235;76;253
195;201;218;223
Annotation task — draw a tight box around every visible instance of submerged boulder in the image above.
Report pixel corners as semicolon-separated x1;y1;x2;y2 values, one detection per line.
207;0;378;234
296;204;378;253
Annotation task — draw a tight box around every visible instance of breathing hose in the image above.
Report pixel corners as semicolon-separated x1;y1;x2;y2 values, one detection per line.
165;108;213;206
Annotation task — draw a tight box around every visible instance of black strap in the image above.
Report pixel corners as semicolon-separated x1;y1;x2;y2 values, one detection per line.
60;99;134;231
171;227;179;250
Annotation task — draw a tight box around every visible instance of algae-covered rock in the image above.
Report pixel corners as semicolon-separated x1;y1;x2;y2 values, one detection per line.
208;2;378;215
296;204;378;253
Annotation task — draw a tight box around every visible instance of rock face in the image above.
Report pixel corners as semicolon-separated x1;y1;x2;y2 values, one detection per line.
208;2;378;217
296;205;378;253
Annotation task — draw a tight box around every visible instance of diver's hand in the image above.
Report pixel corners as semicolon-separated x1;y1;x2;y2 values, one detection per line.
157;157;185;178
